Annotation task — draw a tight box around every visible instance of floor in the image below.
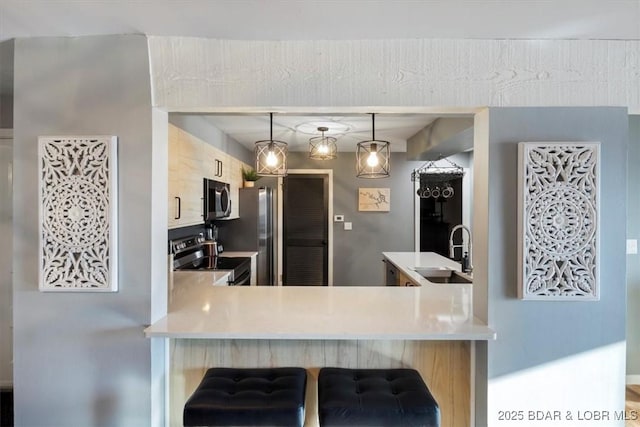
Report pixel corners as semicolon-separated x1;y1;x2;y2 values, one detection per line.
627;385;640;427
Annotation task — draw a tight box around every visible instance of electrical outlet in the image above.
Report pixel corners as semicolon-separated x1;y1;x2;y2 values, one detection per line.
334;215;344;222
627;239;638;255
344;222;352;230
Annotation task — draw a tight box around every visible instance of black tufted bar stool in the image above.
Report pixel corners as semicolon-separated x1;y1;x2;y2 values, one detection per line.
318;367;440;427
183;367;307;427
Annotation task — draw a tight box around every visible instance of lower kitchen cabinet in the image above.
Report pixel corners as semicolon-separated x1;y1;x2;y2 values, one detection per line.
385;260;399;286
398;271;416;286
384;259;418;286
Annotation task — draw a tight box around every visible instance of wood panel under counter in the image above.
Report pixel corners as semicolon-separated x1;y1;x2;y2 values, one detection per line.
146;281;494;427
170;339;471;427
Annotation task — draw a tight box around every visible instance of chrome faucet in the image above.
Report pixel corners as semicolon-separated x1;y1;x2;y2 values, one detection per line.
449;224;472;273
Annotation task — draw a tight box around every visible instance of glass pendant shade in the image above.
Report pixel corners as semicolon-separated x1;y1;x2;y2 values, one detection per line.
356;114;390;178
309;126;337;160
255;113;288;176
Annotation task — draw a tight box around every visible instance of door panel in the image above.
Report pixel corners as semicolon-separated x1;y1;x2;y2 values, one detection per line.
283;174;328;285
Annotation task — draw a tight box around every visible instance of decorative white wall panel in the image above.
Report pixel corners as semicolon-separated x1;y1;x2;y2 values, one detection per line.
518;142;600;301
38;136;118;292
148;37;640;112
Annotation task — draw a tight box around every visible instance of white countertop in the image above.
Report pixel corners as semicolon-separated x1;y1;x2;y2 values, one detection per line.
382;251;473;286
146;253;495;341
172;270;231;287
219;251;258;258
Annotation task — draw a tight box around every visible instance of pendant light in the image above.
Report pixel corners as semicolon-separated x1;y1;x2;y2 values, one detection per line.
356;113;390;178
255;113;288;176
309;126;337;160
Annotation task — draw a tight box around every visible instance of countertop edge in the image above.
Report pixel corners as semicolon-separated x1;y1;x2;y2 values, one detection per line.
219;251;258;258
144;329;496;341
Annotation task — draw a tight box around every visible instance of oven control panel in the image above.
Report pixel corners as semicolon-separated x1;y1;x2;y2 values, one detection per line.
170;234;205;255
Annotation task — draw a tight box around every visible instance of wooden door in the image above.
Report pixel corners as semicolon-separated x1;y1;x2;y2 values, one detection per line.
282;174;328;285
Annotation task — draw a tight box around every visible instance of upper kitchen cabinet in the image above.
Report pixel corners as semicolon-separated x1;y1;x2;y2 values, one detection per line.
168;123;248;228
168;124;206;228
202;143;240;189
201;142;244;221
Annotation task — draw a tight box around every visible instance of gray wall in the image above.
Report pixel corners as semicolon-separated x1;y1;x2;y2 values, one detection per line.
287;152;424;285
13;35;155;426
0;144;12;387
169;114;253;164
628;115;640;376
480;107;628;424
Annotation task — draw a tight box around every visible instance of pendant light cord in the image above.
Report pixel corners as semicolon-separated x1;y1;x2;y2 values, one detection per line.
270;112;273;141
371;113;376;140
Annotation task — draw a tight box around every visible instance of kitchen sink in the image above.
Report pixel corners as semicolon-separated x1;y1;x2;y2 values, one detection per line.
413;267;472;284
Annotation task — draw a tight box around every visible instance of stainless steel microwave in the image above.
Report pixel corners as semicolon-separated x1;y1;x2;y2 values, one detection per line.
203;178;231;220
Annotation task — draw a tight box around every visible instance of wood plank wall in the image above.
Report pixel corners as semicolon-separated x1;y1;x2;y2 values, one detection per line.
170;339;470;427
148;38;640;112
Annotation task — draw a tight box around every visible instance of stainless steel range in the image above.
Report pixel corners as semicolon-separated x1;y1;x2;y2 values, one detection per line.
170;234;251;286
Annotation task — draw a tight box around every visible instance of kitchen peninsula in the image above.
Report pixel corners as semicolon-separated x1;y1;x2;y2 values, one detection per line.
145;252;495;427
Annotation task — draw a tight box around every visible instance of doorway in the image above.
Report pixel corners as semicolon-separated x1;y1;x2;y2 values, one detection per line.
419;177;463;258
278;170;333;286
413;158;473;255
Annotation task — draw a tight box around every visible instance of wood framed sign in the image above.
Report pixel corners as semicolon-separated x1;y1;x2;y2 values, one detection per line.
358;188;390;212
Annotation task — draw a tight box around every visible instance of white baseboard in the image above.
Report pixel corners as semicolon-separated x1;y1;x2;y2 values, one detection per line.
626;375;640;384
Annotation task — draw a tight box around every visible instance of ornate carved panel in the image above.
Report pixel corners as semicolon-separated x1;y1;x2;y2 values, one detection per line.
38;136;118;292
518;142;600;301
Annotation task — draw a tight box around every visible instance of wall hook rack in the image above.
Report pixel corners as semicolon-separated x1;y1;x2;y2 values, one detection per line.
411;157;465;199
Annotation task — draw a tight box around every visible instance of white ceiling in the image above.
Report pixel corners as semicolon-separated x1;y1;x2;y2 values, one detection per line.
192;113;461;152
4;0;637;153
1;0;639;42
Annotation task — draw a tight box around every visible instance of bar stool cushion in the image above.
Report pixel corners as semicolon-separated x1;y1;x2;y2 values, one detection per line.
184;367;307;427
318;367;440;427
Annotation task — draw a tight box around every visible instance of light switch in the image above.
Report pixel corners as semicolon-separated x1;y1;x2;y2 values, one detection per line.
627;239;638;255
344;222;352;230
334;215;344;222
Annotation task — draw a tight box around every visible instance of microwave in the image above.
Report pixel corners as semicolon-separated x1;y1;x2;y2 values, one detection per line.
203;178;231;220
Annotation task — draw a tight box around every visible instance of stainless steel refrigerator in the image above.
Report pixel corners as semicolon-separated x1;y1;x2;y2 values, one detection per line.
219;187;274;285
